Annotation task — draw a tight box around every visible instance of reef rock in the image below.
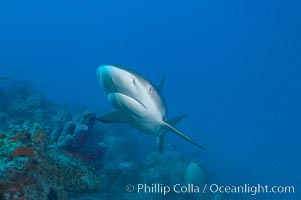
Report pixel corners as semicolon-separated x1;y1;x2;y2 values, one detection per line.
0;130;99;200
143;151;186;184
53;110;96;153
184;162;207;186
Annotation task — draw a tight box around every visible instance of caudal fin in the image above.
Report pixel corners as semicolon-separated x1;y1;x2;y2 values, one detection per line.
162;122;207;151
156;114;186;153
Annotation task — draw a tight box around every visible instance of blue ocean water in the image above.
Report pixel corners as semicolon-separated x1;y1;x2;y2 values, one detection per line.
0;0;300;199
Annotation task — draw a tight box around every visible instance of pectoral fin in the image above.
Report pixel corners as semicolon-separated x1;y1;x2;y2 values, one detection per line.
96;111;126;123
162;121;207;151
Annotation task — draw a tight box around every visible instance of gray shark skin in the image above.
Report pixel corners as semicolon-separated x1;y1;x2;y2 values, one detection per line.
96;65;206;152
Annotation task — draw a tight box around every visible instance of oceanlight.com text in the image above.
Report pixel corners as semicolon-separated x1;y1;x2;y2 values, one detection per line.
206;183;295;196
126;183;295;196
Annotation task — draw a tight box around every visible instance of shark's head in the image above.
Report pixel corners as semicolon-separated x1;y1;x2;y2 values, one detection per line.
97;65;159;103
97;65;167;120
97;65;141;95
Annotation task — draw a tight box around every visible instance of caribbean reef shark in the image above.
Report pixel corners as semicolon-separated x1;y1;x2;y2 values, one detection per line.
96;65;206;152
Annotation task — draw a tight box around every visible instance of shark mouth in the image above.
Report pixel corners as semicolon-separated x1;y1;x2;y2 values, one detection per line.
108;92;148;110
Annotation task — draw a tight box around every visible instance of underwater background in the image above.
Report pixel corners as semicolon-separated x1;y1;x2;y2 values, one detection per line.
0;0;300;199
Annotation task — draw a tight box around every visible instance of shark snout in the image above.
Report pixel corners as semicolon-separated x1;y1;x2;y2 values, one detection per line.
97;65;119;81
97;65;128;94
97;65;135;92
97;65;114;92
97;65;122;80
97;65;110;80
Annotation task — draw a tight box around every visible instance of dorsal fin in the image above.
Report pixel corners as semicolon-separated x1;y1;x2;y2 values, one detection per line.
157;75;166;91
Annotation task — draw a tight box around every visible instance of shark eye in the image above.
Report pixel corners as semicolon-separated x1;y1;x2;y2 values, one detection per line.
149;87;153;92
132;78;136;85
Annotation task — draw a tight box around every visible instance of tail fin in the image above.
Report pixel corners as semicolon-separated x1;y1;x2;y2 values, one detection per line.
162;121;207;151
156;114;186;153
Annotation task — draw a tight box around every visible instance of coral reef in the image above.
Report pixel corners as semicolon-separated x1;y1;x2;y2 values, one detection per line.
143;151;186;185
0;84;100;199
6;85;46;118
184;162;207;185
0;83;221;200
9;146;35;159
0;131;99;200
55;111;96;153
